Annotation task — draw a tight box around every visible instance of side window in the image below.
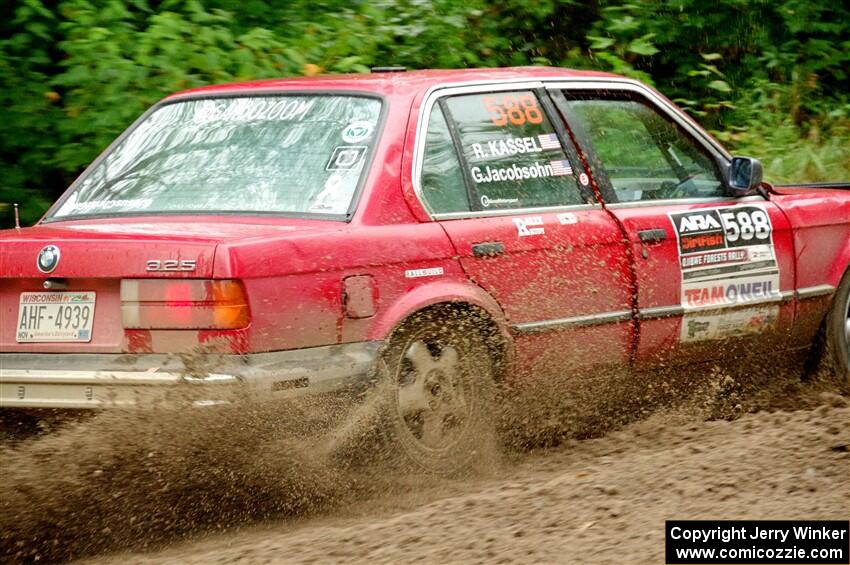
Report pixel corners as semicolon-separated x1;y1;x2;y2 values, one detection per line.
443;91;584;210
563;98;724;203
421;106;470;213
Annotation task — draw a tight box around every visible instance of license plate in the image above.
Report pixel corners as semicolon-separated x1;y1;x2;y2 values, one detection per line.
16;292;97;343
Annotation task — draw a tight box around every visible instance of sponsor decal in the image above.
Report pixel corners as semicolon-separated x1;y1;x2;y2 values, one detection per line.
683;277;777;308
469;134;562;160
326;146;367;171
557;212;578;225
192;98;314;124
680;305;779;343
680;249;748;269
341;120;373;143
579;172;590;186
480;195;519;208
669;205;781;314
482;94;544;127
471;136;543;159
310;173;352;213
513;216;545;237
471;161;557;184
404;267;444;279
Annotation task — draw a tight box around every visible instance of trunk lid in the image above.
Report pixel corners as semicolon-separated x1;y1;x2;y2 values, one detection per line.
1;216;333;353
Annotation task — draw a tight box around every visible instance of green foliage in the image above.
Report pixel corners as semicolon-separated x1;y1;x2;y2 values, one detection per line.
0;0;848;227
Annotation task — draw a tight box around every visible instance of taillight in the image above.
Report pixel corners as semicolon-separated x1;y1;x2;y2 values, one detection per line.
121;280;250;330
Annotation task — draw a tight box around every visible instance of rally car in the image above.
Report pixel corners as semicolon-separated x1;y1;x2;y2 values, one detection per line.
2;67;848;470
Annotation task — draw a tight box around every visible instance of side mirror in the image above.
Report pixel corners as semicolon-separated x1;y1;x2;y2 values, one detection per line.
727;156;763;197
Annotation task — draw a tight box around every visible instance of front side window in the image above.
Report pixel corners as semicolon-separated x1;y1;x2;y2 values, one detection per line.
51;95;382;219
562;98;724;203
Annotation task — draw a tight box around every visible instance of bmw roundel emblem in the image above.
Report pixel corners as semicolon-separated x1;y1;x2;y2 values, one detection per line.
37;245;61;274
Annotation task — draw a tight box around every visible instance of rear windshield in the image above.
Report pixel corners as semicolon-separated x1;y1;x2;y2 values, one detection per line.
50;95;382;219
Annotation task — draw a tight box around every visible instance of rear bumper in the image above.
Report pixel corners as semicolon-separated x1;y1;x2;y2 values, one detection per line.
0;342;381;409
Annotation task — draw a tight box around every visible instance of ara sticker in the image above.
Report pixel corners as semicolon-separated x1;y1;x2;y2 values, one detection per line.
326;146;367;171
579;172;590;186
341;121;374;143
669;205;780;310
513;216;545;237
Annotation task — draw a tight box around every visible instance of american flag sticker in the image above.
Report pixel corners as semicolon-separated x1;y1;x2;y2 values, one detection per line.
550;159;573;176
538;133;561;150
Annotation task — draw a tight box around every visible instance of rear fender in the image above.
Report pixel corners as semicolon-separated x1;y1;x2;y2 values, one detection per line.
367;279;510;343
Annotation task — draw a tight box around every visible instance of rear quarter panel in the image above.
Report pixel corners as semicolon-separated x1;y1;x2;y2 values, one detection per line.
215;223;482;353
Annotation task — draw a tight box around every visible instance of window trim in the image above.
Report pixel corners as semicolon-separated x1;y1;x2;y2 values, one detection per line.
41;90;387;224
412;77;734;219
435;99;479;212
431;202;602;220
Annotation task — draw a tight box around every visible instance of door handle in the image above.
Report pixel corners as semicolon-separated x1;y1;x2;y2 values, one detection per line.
637;228;667;244
637;228;666;259
472;241;505;257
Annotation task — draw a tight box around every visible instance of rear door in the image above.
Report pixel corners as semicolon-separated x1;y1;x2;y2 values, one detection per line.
548;85;796;368
414;85;635;373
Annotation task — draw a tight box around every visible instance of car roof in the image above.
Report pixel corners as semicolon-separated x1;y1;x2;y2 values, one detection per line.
166;66;624;100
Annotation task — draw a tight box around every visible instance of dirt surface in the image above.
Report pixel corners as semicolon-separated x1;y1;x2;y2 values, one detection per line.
2;366;848;564
84;399;849;565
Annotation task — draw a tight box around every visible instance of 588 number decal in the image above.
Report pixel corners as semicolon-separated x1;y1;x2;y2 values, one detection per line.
482;95;544;126
719;208;772;244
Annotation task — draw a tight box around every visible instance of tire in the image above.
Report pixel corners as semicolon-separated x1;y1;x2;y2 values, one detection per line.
820;270;850;385
373;310;499;474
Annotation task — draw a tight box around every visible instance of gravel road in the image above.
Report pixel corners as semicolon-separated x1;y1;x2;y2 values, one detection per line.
2;368;848;565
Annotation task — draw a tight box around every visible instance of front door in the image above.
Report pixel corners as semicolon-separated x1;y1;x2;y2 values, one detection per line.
550;88;797;368
415;86;635;373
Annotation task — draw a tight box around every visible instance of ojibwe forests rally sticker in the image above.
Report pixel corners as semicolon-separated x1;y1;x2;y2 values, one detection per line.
668;205;781;342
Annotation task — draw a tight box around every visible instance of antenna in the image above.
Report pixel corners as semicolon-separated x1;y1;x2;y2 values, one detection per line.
14;203;21;230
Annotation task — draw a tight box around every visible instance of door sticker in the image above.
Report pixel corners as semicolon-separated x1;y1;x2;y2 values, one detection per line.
680;305;779;343
557;212;578;225
669;205;780;310
513;216;545;237
669;205;782;343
